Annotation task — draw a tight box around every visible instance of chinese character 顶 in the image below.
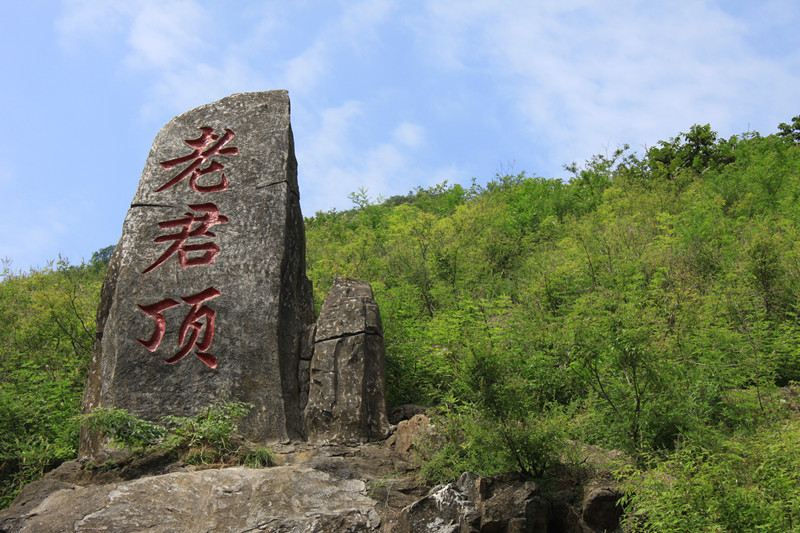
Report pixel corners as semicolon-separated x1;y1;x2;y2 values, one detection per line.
142;203;228;274
136;287;221;369
157;127;238;193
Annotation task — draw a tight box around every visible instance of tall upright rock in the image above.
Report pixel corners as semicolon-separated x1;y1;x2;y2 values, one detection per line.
81;91;314;456
305;277;390;444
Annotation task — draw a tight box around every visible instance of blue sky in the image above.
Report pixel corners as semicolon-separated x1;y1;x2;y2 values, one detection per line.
1;0;798;274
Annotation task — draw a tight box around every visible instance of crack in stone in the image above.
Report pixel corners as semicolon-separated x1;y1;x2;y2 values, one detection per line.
314;331;383;344
254;181;286;190
130;203;175;209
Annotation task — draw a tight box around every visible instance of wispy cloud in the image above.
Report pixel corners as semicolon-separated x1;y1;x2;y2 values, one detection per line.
124;0;210;71
55;0;129;51
141;58;270;121
393;122;424;148
418;0;800;171
57;0;270;120
0;203;70;273
279;0;396;95
297;101;456;213
282;40;329;94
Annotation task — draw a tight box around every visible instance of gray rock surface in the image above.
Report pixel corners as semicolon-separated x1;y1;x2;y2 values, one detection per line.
1;467;380;533
0;445;622;533
81;91;314;456
305;277;389;444
394;472;552;533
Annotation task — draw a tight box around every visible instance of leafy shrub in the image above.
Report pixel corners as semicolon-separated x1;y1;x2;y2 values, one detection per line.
620;420;800;532
418;406;565;485
162;401;252;452
76;407;167;449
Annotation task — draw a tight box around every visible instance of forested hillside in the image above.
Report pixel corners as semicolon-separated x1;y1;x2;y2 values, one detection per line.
3;118;800;530
306;118;800;530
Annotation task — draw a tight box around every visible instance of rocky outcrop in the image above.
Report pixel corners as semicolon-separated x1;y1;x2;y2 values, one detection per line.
305;277;390;444
394;472;552;533
1;466;380;533
0;442;623;533
394;472;624;533
581;484;624;532
388;404;428;425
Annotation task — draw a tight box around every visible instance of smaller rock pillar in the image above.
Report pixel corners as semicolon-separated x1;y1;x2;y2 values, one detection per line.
305;277;389;443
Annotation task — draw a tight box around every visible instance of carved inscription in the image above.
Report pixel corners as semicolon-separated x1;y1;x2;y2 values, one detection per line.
136;126;238;369
136;287;221;369
142;203;229;274
157;127;239;193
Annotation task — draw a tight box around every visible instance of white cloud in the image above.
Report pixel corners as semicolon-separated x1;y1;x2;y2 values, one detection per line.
0;204;69;274
56;0;130;51
55;0;400;121
280;0;396;94
417;0;800;172
141;57;270;121
301;101;363;164
57;0;272;120
297;102;452;214
337;0;396;49
282;41;329;93
125;0;209;71
393;122;423;148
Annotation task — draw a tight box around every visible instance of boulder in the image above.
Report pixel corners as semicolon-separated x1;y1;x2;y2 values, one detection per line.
385;414;432;459
394;472;552;533
0;448;622;533
305;277;389;444
81;91;315;457
582;484;623;532
0;467;380;533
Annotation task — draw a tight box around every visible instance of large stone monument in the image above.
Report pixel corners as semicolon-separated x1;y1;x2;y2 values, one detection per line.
81;91;315;455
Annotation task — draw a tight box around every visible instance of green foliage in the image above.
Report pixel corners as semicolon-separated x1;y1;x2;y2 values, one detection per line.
89;245;115;268
418;406;566;484
162;401;253;452
621;419;800;532
77;402;267;469
183;447;222;466
76;407;167;449
305;116;800;528
778;115;800;144
240;446;276;468
0;256;104;508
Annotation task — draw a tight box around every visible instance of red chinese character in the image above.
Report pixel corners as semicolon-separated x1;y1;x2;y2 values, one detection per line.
157;127;238;193
136;287;221;369
142;203;228;274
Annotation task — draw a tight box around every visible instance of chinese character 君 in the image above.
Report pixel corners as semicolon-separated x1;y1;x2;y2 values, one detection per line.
142;203;228;274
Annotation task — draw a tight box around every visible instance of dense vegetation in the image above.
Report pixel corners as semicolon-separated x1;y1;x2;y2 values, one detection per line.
307;118;800;530
2;117;800;529
0;250;109;507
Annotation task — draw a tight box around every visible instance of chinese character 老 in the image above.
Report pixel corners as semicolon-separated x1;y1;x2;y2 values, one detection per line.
157;127;238;193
